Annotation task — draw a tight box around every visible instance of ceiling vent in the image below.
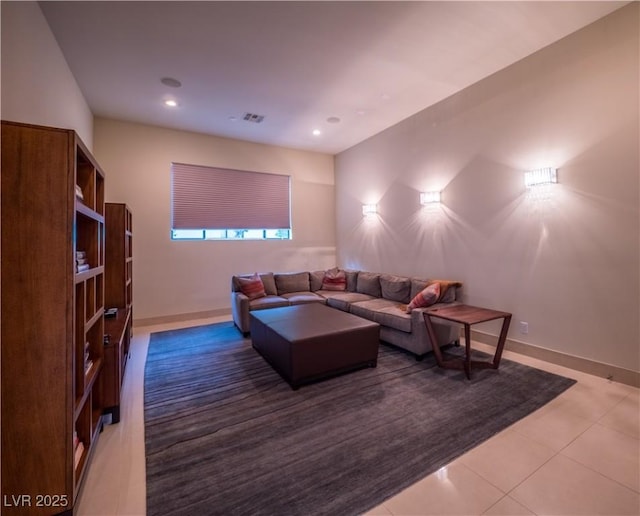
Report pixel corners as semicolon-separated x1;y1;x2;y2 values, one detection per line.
242;112;265;123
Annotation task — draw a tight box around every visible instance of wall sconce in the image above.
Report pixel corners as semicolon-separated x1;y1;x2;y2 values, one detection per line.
420;191;441;205
525;167;557;187
362;204;378;216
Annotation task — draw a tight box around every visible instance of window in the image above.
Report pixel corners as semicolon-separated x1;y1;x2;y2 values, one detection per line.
171;229;291;240
171;162;291;240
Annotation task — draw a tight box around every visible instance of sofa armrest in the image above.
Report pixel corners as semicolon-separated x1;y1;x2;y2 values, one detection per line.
410;308;431;350
411;305;460;352
231;291;251;334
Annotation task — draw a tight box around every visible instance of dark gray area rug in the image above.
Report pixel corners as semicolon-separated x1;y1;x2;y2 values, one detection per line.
144;321;576;516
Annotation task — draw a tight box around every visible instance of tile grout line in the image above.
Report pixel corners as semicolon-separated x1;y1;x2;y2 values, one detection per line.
499;376;602;514
556;453;640;496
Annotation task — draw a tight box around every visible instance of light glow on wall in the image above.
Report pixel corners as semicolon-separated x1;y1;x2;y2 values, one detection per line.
420;191;441;205
525;167;557;187
362;203;378;216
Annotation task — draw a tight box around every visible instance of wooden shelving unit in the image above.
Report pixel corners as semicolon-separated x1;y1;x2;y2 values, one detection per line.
103;203;133;423
1;121;106;514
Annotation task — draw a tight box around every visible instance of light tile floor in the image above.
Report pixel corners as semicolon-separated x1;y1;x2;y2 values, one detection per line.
77;316;640;515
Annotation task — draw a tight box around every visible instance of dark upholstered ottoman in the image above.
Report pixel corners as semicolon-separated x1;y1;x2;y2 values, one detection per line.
250;303;380;389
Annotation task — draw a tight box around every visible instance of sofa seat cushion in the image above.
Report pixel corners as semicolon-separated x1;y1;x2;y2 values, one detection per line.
350;298;412;333
281;292;327;305
318;290;376;311
374;305;413;333
249;295;290;311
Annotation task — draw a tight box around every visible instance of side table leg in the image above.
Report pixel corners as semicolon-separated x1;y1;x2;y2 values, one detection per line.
492;315;512;368
423;312;445;368
464;324;472;379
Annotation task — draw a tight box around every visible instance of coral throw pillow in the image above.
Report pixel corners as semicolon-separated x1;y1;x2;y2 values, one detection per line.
237;273;266;300
321;267;347;291
405;282;440;312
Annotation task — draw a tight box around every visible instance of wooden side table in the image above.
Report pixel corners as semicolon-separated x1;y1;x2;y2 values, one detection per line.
423;304;512;379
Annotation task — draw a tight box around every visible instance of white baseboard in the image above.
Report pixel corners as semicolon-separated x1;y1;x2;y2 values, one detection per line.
470;329;639;388
132;311;639;388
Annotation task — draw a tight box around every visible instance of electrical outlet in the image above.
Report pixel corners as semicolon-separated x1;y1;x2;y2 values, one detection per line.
519;321;529;334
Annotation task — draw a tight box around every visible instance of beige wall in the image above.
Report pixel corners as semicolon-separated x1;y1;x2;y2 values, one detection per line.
93;118;336;320
0;1;93;147
0;1;335;322
3;1;637;373
335;5;639;372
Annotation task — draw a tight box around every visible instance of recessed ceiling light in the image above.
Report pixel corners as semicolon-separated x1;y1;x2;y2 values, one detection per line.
164;99;178;107
312;129;322;136
161;77;182;88
355;109;366;116
326;116;341;124
228;116;238;122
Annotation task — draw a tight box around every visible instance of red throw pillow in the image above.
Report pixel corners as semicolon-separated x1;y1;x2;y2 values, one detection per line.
322;267;347;291
405;282;440;312
237;273;266;300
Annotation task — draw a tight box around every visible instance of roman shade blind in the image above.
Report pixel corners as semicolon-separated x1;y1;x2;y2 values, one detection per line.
171;162;291;230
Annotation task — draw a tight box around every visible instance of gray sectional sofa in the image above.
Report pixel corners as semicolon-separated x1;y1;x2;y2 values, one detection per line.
231;269;462;358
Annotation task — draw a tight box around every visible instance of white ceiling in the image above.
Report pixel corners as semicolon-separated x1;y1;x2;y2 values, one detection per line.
40;1;628;155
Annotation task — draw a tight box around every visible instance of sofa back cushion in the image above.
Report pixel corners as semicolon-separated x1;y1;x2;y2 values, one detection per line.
356;272;381;297
439;282;459;303
309;270;325;291
275;272;310;294
260;273;278;296
380;274;411;303
429;280;462;302
410;278;429;300
345;270;359;292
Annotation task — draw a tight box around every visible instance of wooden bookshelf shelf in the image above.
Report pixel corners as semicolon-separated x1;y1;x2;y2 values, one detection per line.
1;121;107;514
103;203;133;423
